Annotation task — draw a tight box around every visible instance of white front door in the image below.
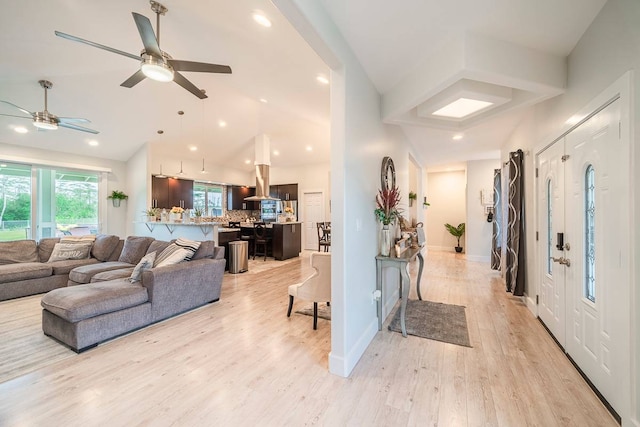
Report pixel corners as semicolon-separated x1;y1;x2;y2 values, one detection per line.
303;192;323;250
536;99;627;415
537;140;566;346
564;99;626;414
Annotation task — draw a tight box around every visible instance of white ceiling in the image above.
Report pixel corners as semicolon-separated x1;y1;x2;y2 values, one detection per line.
0;0;607;173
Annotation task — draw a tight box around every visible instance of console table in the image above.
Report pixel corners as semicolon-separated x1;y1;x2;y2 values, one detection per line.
375;246;425;337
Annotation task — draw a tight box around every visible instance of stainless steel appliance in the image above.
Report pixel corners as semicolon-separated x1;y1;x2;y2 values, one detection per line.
260;200;278;222
277;200;297;221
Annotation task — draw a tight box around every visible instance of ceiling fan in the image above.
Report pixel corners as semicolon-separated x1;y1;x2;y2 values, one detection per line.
54;1;232;100
0;80;98;134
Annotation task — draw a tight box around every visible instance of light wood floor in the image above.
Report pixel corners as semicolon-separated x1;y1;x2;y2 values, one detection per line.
0;251;617;426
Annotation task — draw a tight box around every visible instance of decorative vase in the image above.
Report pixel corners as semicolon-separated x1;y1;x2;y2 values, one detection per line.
112;199;121;207
380;225;391;256
194;216;202;224
170;213;181;222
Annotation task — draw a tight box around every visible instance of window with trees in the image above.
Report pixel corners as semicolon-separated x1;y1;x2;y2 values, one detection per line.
0;163;32;241
193;183;224;217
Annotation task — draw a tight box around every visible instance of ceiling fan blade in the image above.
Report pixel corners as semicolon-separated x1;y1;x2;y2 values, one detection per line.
0;113;33;120
132;13;162;57
55;31;141;61
58;122;99;134
168;60;232;74
120;70;147;88
0;100;33;116
58;117;91;124
173;72;208;99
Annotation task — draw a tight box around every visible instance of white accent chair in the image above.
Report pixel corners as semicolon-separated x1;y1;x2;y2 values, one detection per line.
287;252;331;329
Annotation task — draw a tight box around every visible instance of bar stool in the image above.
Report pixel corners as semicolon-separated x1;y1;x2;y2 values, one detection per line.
253;222;271;261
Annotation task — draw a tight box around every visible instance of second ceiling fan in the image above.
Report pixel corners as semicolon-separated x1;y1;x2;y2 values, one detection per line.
55;1;231;99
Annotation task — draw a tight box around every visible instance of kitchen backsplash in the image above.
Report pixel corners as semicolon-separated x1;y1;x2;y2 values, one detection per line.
207;210;260;223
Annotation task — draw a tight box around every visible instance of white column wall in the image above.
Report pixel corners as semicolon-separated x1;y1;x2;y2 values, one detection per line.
466;159;500;262
274;0;418;377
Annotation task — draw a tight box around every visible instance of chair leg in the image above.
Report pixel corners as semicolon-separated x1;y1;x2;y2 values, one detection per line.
313;302;318;330
287;295;294;317
327;302;330;307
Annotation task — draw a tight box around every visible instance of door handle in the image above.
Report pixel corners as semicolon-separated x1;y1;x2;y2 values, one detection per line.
550;256;571;267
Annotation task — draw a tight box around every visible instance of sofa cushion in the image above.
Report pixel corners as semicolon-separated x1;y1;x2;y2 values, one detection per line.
48;242;93;262
130;252;156;282
91;235;120;262
68;261;135;284
49;258;100;275
0;240;38;265
0;262;52;284
146;240;172;256
91;267;135;283
118;236;154;265
192;240;215;260
41;281;149;323
38;238;61;263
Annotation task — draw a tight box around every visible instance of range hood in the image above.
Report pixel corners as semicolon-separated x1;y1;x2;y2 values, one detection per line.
244;164;279;201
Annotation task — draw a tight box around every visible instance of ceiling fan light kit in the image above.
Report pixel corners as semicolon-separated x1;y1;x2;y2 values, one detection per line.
0;80;98;134
54;1;232;99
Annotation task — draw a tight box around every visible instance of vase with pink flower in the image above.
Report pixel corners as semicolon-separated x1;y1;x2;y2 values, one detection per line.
374;186;401;256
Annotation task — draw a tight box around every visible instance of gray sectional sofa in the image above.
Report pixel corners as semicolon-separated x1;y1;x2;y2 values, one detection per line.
0;235;225;353
40;239;225;352
0;235;123;301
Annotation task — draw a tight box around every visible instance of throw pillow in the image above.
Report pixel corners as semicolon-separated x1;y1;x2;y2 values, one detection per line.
129;251;156;282
154;238;201;266
47;242;93;262
155;248;190;268
118;236;155;265
91;234;120;261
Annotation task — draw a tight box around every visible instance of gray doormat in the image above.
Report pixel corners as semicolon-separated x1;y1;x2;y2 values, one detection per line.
295;304;331;320
388;299;471;347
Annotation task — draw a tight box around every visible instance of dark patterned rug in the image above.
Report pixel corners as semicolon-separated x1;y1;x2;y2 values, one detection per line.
388;299;471;347
295;304;331;320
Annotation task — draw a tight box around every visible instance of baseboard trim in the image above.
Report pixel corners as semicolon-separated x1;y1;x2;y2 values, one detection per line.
329;317;378;378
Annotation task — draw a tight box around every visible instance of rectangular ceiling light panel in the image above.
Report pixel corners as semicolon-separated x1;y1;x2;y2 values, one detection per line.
431;97;494;118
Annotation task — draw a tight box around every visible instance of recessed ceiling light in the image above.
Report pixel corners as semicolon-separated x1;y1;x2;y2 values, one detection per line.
189;146;198;151
306;146;312;151
218;120;227;128
14;126;28;134
316;75;329;85
252;12;271;27
259;98;268;103
432;98;494;119
88;140;99;146
452;134;463;141
273;150;280;156
244;159;251;164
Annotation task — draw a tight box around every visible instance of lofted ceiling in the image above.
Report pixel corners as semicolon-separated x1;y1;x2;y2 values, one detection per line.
0;0;607;173
0;0;330;173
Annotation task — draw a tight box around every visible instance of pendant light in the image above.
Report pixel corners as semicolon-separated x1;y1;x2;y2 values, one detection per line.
177;160;185;176
200;158;208;174
156;163;167;178
176;110;185;176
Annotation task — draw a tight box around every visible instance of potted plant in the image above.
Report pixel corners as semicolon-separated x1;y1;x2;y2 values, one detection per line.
143;207;159;222
423;196;430;208
107;190;128;207
408;191;417;207
444;222;465;253
169;206;184;222
193;207;203;223
375;186;401;256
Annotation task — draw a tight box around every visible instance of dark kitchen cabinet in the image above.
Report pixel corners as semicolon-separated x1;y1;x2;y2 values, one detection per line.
268;184;298;201
272;222;301;260
227;186;259;210
151;177;193;209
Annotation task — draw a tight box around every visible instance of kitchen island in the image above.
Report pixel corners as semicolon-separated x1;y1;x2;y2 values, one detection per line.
235;221;302;261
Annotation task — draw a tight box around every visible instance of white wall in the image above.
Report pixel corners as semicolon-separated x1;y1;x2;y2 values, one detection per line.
466;159;500;262
128;144;149;237
500;0;639;423
426;170;466;251
0;142;128;237
274;0;419;377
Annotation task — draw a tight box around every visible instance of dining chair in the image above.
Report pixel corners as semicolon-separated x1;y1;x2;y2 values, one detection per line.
287;252;331;329
317;222;331;252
